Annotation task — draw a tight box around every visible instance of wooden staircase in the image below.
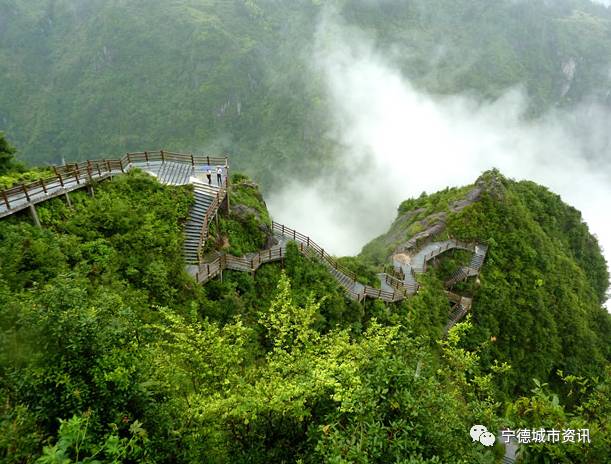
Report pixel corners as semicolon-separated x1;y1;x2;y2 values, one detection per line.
183;184;215;264
444;244;488;288
0;151;228;267
154;160;194;185
0;150;487;331
444;291;473;333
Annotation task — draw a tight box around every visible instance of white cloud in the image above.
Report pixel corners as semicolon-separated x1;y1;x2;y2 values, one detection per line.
267;14;611;308
591;0;611;7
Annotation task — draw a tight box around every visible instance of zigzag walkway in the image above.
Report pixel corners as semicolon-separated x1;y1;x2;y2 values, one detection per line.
192;222;387;302
387;239;488;331
193;221;488;328
0;151;228;265
0;152;486;329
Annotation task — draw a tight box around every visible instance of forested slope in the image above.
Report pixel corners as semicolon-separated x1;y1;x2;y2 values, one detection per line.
1;0;610;186
361;170;610;395
0;161;609;462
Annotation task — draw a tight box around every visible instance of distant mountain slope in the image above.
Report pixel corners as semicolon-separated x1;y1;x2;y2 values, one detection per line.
1;0;610;186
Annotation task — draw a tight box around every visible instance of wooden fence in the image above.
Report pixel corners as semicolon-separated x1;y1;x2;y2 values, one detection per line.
271;222;404;302
194;222;406;303
0;150;228;216
421;239;477;272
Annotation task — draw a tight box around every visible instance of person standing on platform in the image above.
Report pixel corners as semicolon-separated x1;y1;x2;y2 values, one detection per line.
216;166;223;185
206;168;212;185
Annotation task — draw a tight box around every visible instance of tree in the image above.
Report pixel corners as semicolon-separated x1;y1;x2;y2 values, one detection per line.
0;133;20;175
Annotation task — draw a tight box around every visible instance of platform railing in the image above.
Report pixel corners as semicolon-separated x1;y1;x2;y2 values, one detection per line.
0;150;228;216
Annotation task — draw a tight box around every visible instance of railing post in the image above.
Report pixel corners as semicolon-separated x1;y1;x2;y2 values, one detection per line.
191;154;195;166
120;158;125;173
145;151;149;163
105;160;111;172
21;184;30;202
206;155;210;165
127;153;132;165
96;161;102;176
73;164;80;184
87;160;93;181
40;178;47;194
2;191;10;209
161;150;165;162
307;237;310;247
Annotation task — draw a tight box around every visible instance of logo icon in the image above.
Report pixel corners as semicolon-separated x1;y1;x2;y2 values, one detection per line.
470;425;496;447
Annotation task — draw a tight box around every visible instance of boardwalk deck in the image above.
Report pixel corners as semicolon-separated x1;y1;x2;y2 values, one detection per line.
0;151;487;326
0;151;228;266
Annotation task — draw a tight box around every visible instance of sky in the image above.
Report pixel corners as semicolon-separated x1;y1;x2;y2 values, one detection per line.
267;13;611;308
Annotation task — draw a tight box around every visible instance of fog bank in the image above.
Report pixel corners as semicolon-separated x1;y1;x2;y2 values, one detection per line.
267;15;611;307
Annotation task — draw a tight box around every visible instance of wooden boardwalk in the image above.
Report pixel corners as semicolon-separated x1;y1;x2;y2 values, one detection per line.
0;150;486;327
0;151;227;217
192;221;487;318
0;151;228;265
191;222;404;303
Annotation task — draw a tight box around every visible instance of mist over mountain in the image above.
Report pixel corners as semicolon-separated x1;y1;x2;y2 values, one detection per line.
1;3;610;291
267;7;611;311
1;1;611;178
1;1;611;462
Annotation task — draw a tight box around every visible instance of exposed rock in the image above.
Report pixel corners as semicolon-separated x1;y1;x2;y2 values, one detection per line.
219;236;230;249
476;170;507;200
231;203;274;247
236;180;265;202
384;173;499;258
382;208;426;245
420;211;447;227
561;57;577;97
263;230;277;249
395;220;447;254
449;186;482;212
231;204;258;220
394;253;411;265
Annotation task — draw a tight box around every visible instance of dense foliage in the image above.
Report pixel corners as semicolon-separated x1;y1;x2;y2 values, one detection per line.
1;1;610;187
0;169;609;462
361;170;610;398
0;132;26;180
0;133;53;189
206;173;273;257
446;172;610;395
